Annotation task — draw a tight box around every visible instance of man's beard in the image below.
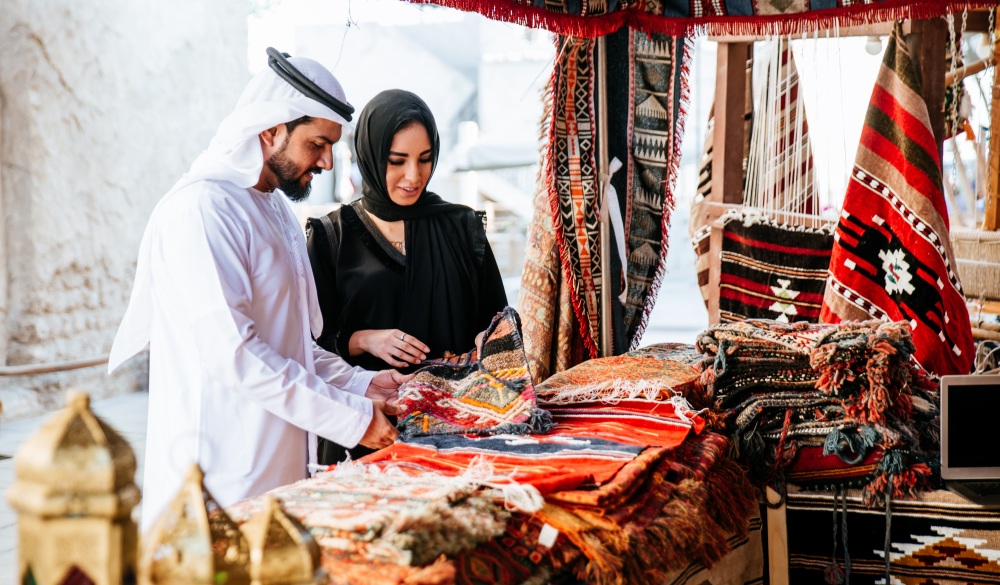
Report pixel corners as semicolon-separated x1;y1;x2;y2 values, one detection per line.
265;146;320;203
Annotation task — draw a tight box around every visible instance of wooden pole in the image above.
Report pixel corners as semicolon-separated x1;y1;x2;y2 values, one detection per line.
914;18;948;162
711;42;751;206
707;42;750;325
597;36;613;356
985;29;1000;231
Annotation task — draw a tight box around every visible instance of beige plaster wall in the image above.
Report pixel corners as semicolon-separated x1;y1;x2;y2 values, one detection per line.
0;0;248;419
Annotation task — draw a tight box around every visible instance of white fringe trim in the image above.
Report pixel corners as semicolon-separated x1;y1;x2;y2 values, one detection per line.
719;207;837;235
539;383;705;423
314;455;544;514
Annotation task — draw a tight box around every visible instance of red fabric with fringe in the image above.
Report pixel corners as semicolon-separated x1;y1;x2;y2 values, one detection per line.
403;0;991;38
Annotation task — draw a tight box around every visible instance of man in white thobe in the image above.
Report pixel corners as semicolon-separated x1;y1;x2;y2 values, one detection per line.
109;54;405;531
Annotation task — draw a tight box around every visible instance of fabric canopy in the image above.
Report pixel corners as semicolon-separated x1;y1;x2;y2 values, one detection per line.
404;0;993;38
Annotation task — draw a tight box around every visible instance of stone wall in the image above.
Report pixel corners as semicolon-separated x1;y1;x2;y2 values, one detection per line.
0;0;248;419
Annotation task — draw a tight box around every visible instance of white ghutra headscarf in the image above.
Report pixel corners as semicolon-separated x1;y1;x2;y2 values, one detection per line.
109;57;351;372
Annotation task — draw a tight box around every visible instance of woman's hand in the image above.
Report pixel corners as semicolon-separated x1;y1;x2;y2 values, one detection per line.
350;329;430;368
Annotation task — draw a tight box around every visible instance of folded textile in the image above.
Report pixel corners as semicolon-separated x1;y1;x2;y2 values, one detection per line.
695;318;939;503
625;342;704;366
535;354;701;405
227;462;509;567
396;307;552;439
364;430;645;496
535;431;758;585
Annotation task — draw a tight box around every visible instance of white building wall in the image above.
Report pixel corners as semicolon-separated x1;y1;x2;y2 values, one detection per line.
0;0;247;419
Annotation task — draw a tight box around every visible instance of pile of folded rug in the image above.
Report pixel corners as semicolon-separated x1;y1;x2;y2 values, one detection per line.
694;318;940;503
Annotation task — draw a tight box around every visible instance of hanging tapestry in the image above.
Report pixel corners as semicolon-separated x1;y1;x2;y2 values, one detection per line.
620;31;690;347
786;488;1000;585
404;0;992;38
546;34;603;358
718;211;834;323
518;94;588;383
395;307;552;439
542;29;691;356
820;23;974;377
226;464;508;567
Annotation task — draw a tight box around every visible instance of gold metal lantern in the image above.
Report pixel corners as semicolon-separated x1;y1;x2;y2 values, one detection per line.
6;391;140;585
241;496;325;585
138;464;250;585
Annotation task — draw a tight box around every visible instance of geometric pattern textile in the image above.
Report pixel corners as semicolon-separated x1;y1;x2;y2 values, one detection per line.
786;487;1000;585
406;0;992;38
719;211;833;324
546;35;602;358
820;23;974;377
395;307;552;439
621;31;689;348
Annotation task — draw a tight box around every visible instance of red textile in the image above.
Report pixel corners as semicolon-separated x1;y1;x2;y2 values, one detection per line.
820;23;973;376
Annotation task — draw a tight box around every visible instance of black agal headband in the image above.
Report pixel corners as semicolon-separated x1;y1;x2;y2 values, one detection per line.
266;47;355;123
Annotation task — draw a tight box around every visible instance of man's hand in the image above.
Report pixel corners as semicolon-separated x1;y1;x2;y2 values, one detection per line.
357;400;405;449
365;369;414;403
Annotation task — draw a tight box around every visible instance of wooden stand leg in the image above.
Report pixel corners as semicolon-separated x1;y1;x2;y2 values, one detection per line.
766;486;789;585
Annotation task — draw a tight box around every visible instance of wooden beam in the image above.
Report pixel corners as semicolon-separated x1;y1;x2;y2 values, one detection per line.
913;18;948;161
711;42;751;206
985;31;1000;231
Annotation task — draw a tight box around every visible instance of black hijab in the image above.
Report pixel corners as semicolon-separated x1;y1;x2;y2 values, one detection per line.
354;89;486;355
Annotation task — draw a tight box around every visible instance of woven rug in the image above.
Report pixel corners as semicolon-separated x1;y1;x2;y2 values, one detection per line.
395;307;552;439
226;464;508;567
718;211;834;323
534;354;701;405
626;341;703;365
535;431;758;585
786;487;1000;585
366;397;700;495
820;22;973;377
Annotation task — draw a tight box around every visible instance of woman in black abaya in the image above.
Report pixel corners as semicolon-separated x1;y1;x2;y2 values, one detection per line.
306;89;507;465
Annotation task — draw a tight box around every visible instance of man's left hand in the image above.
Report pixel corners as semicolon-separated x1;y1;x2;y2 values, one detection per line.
366;369;414;403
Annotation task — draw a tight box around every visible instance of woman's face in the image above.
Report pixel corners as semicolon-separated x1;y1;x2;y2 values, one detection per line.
385;122;433;207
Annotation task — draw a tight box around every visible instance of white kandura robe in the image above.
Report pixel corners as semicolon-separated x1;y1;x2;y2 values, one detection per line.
123;179;374;531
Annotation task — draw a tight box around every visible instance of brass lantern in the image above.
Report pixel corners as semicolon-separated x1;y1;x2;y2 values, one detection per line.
138;464;250;585
241;496;325;585
6;390;140;585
